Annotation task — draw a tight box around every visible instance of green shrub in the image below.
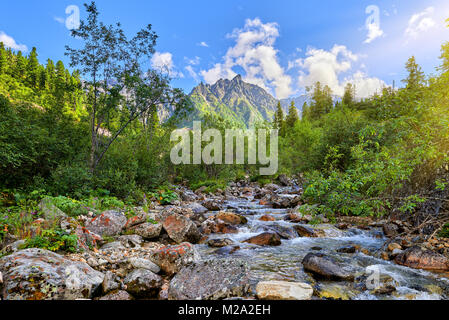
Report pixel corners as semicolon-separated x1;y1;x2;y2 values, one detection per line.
22;228;78;253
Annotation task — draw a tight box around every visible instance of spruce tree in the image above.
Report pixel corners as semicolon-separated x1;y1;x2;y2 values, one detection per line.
285;101;299;128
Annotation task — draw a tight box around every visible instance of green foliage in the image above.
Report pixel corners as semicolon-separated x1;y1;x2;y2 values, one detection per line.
151;188;178;205
22;228;78;253
190;180;227;194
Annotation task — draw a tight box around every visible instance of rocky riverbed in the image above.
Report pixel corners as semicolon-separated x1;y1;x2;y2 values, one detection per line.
1;178;449;300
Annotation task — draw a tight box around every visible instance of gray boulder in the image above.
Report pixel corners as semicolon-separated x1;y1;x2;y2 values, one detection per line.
150;242;201;276
168;259;250;300
38;198;67;220
0;248;104;300
124;269;162;298
302;253;355;281
85;210;127;237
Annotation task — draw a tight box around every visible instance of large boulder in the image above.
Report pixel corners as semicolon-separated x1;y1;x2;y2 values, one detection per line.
74;226;104;251
243;232;282;246
168;259;249;300
85;210;127;237
162;214;202;244
394;246;449;271
302;253;355;281
123;269;162;298
0;248;104;300
256;281;313;300
150;243;201;276
128;222;162;240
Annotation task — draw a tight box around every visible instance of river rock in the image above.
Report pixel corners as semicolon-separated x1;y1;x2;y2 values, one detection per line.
163;214;201;244
200;219;239;235
271;195;301;209
216;212;247;225
99;290;133;300
243;232;282;246
294;225;325;238
202;199;223;211
383;223;399;237
207;238;234;248
185;202;208;215
102;271;120;294
168;259;249;300
337;245;359;254
150;242;201;275
178;188;198;202
85;210;127;237
259;215;276;222
394;246;449;271
118;235;143;248
258;224;298;239
278;174;291;186
256;281;313;300
316;283;358;300
129;257;160;274
0;248;104;300
387;242;402;252
128;222;162;240
302;253;355;281
265;184;280;192
123;268;162;298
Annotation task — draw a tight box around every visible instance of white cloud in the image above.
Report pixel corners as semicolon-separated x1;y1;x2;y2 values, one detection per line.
297;45;385;98
200;18;293;99
198;41;209;47
185;65;199;82
364;23;384;44
344;71;386;98
151;52;184;78
184;56;201;66
0;31;28;52
405;7;437;39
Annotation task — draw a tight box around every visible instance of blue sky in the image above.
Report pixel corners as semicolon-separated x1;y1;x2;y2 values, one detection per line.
1;0;449;99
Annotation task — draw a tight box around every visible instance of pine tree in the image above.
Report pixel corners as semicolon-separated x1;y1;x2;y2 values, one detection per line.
342;82;356;107
26;47;40;88
285;101;299;128
0;43;6;74
308;82;333;120
54;60;67;111
273;101;284;130
301;102;309;120
14;51;27;80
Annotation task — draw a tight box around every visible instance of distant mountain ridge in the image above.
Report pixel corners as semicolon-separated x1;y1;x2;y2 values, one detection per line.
175;75;314;127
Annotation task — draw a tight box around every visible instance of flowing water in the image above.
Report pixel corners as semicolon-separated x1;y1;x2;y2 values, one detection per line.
196;197;449;300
